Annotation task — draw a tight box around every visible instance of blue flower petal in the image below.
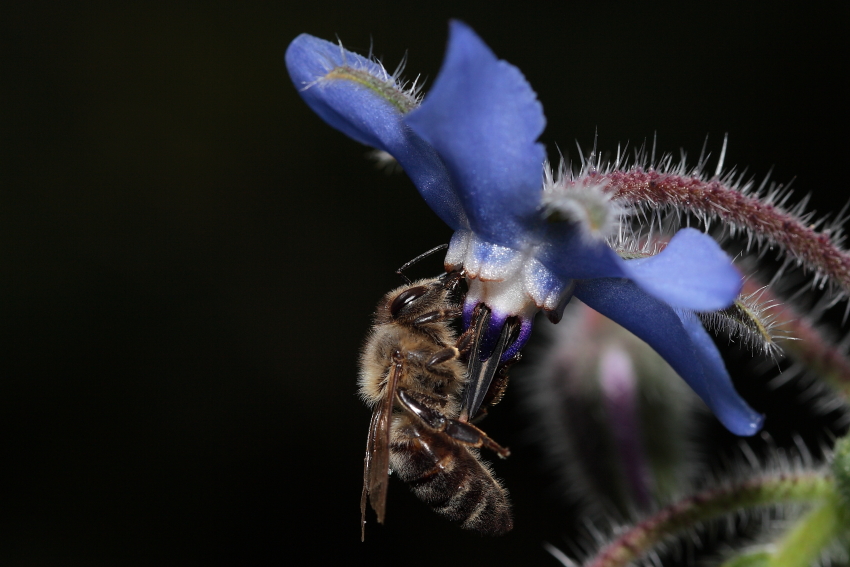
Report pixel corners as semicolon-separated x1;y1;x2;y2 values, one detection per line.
539;227;740;311
405;21;546;248
675;309;765;435
624;228;742;311
285;33;467;229
538;224;628;280
574;278;764;436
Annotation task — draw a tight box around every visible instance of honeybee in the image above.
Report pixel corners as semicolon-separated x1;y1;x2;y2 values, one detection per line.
359;270;513;539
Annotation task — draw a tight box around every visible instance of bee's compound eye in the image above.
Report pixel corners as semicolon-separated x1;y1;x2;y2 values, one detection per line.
390;286;428;318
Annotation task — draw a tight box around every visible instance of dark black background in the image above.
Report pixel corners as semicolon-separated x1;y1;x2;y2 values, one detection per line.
2;3;847;566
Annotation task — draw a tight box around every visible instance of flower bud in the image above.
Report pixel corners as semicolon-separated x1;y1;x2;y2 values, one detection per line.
523;301;702;517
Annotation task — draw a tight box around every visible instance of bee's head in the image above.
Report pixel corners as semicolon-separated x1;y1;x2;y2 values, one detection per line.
375;272;464;325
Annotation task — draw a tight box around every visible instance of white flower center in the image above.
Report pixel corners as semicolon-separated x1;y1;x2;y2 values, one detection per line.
445;230;574;318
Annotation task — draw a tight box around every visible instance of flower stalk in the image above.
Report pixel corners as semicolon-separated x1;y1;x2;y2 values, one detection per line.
595;168;850;296
764;437;850;567
766;490;844;567
584;472;833;567
777;304;850;398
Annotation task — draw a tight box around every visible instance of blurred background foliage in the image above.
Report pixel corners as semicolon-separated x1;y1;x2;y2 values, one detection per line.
1;3;847;565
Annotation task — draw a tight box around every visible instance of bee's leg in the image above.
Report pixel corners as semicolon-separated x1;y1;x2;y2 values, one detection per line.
410;272;466;326
468;356;518;425
396;388;510;458
455;303;487;358
411;305;463;326
437;269;464;291
425;346;461;367
476;351;521;412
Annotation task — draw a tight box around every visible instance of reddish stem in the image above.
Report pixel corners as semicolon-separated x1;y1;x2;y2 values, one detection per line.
594;169;850;295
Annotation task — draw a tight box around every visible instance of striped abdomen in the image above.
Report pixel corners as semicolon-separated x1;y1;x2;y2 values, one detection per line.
390;420;513;535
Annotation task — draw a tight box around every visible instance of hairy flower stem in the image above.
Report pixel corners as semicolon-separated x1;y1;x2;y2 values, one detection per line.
597;170;850;295
767;490;844;567
777;309;850;398
739;277;850;398
584;472;833;567
720;551;771;567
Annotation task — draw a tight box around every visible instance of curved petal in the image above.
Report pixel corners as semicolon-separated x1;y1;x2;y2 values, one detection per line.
624;228;742;311
573;278;764;436
285;33;466;229
405;20;546;248
539;227;740;311
675;309;765;434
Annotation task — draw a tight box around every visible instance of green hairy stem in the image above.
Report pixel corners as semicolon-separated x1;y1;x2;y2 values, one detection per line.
767;491;844;567
585;472;834;567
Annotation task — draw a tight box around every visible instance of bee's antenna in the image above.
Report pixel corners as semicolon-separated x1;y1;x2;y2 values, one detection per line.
396;244;449;284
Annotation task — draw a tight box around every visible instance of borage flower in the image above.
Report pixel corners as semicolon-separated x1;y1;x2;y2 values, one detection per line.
286;21;764;436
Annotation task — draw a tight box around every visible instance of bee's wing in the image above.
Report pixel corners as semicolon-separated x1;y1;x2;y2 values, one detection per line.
360;356;403;540
360;408;379;541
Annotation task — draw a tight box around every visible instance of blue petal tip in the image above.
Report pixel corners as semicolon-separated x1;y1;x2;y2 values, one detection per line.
405;20;546;247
